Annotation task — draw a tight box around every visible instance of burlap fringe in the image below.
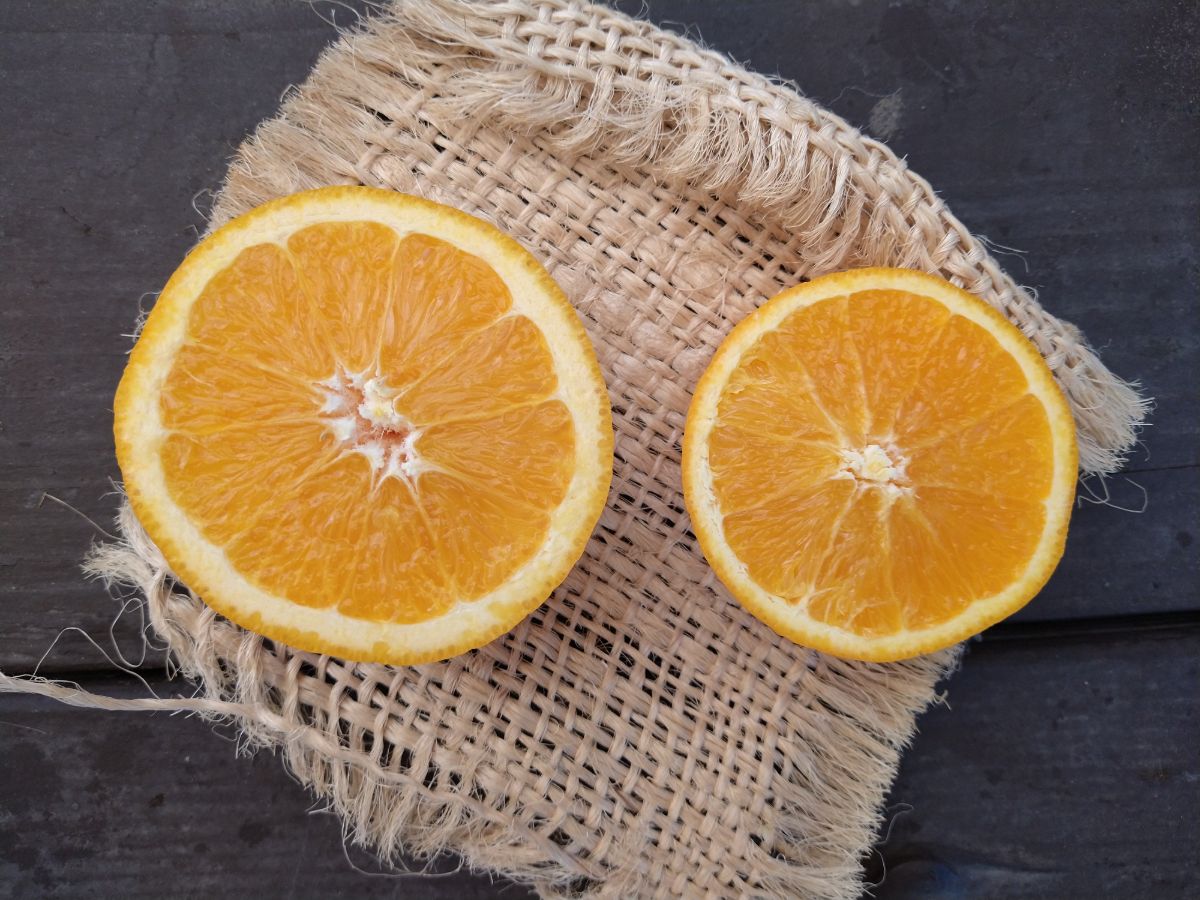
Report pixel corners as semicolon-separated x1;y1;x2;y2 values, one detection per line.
5;2;1146;898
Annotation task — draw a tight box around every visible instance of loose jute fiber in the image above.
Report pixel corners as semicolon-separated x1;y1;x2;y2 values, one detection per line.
7;1;1147;897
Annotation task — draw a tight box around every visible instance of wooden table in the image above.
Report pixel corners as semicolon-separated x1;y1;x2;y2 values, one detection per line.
2;2;1196;896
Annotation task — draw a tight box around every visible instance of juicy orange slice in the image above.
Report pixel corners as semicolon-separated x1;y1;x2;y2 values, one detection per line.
116;187;612;664
682;268;1076;661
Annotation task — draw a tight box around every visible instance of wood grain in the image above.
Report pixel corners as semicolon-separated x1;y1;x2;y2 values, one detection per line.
0;1;374;672
0;673;536;899
626;0;1200;467
870;627;1200;898
2;629;1194;897
2;0;1196;671
0;1;1196;897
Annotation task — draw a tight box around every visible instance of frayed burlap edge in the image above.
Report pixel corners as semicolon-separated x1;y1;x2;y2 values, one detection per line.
5;2;1145;898
213;0;1147;475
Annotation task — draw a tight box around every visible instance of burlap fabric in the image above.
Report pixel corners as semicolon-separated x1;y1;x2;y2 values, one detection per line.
34;1;1151;897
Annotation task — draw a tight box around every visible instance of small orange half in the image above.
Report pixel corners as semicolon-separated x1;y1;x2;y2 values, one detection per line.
682;268;1076;661
115;187;612;665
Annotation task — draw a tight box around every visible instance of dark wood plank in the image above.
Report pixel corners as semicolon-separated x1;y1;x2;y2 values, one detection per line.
632;0;1200;471
0;2;370;671
0;672;537;899
0;4;1195;895
868;626;1200;898
635;0;1200;631
2;630;1195;898
2;0;1196;671
1016;466;1199;622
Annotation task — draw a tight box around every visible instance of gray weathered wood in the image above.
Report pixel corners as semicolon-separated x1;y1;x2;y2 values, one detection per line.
623;0;1200;468
0;673;536;899
0;2;373;672
1014;466;1199;623
0;2;1197;896
871;627;1200;898
2;629;1195;897
2;0;1196;671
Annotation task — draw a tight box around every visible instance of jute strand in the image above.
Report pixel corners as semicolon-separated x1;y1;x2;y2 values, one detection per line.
5;2;1146;898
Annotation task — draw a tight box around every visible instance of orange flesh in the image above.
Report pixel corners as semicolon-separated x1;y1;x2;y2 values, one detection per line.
159;222;574;624
709;290;1054;638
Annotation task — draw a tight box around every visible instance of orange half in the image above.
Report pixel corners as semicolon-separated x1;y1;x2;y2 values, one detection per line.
115;187;612;664
682;268;1076;661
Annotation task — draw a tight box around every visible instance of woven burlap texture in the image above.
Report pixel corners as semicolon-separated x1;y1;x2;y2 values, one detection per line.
81;1;1145;897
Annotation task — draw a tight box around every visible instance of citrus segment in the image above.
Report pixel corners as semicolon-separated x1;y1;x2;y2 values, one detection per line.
721;479;855;597
809;487;899;638
843;288;951;437
420;400;575;499
346;477;452;623
399;315;559;423
683;267;1076;662
906;394;1055;498
115;187;612;664
894;312;1031;449
160;344;318;433
418;472;553;601
159;421;341;545
766;295;870;444
287;221;399;373
225;455;377;613
188;242;334;380
378;233;514;387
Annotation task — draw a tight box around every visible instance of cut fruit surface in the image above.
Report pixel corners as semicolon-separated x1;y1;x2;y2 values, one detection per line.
682;268;1077;661
116;187;612;664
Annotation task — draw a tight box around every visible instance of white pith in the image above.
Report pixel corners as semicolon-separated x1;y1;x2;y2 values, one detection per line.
317;368;430;488
836;442;911;498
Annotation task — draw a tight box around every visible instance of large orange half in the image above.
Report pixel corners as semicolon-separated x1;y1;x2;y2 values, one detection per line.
682;268;1077;661
115;187;612;665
